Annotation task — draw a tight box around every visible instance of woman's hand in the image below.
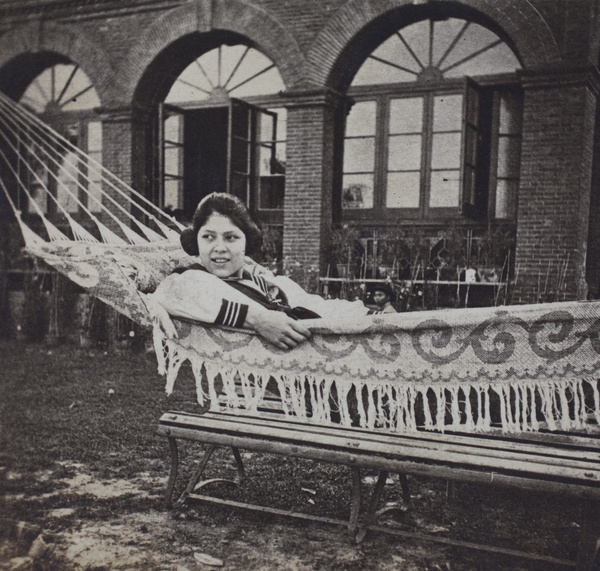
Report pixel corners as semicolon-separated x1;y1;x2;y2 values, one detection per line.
245;306;311;350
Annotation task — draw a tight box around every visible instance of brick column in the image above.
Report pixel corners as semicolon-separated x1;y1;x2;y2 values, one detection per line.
513;68;599;303
282;90;342;275
95;105;151;344
97;105;154;226
97;106;135;231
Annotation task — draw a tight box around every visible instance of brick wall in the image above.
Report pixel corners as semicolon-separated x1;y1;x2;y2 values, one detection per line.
283;97;338;270
514;70;597;303
0;0;599;308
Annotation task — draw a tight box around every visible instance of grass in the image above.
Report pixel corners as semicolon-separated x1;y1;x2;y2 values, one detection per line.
0;339;592;570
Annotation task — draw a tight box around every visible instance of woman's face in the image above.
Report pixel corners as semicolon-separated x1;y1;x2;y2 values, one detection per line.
196;212;247;278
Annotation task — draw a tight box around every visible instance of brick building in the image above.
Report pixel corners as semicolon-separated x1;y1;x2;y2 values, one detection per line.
1;0;600;333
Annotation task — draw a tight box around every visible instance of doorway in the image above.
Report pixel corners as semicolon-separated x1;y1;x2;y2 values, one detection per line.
157;98;282;226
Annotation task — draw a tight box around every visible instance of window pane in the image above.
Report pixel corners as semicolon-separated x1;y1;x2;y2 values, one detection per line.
386;172;420;208
432;19;467;67
497;137;521;177
57;152;79;213
269;108;287;140
495;179;517;219
87;122;102;152
445;43;521;78
350;18;521;88
260;113;274;141
389;98;423;134
164;115;182;142
399;20;430;69
442;24;520;76
499;93;522;135
260;144;274;176
87;122;103;213
346;101;376;137
431;133;461;169
231;106;250;138
274;141;286;171
433;95;463;131
259;176;284;210
388;134;422;170
164;179;183;210
88;176;103;213
28;180;48;214
164;147;182;176
342;174;373;209
430;170;460;207
372;33;422;75
344;138;375;172
352;58;416;85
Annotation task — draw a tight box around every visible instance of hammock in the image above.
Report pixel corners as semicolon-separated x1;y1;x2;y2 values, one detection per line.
1;92;599;434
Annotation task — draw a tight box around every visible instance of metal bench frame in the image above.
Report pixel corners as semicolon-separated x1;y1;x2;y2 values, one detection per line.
158;409;600;570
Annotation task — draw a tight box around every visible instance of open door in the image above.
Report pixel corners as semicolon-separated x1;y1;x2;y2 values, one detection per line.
157;102;185;215
156;98;282;224
227;98;279;217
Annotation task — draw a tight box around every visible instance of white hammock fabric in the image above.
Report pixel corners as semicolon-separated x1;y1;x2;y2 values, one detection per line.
2;92;599;434
155;302;600;434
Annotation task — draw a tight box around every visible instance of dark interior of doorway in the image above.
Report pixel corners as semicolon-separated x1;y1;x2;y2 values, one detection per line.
182;106;228;218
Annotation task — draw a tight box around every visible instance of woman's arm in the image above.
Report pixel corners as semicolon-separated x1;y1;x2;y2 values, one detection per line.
152;270;311;349
244;305;311;350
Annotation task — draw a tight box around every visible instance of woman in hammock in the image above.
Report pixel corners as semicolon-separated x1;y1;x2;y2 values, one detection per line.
152;192;369;350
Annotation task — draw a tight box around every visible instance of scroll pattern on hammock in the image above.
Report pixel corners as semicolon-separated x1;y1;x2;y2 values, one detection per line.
1;92;599;434
154;303;600;434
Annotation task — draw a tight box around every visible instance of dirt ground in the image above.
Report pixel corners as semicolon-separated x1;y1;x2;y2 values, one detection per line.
0;339;594;570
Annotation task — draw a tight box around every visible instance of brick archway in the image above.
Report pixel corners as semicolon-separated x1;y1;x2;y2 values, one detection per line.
121;0;307;106
0;20;115;105
306;0;561;91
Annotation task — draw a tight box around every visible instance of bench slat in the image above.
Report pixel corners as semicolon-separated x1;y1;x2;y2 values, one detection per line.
215;409;600;459
158;412;600;488
159;419;600;500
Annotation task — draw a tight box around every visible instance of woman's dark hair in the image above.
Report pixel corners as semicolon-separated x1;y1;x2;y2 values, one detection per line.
180;192;263;257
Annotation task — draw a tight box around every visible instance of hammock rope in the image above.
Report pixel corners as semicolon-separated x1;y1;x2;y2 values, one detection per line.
1;91;599;435
0;91;184;246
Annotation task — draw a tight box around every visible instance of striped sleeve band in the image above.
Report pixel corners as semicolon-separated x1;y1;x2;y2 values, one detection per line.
215;299;249;328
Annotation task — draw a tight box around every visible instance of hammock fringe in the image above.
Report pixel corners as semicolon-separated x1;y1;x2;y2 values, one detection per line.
156;334;600;434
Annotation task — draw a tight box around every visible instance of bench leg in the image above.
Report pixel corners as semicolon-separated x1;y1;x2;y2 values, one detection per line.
355;470;389;544
231;446;245;485
348;466;362;542
177;443;218;505
399;473;410;504
164;437;179;509
576;499;600;570
176;445;246;507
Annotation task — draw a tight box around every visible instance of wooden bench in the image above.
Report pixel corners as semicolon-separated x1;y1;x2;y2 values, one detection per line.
158;408;600;569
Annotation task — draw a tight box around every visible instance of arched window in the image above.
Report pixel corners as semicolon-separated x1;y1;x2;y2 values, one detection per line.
160;45;286;225
166;44;285;102
18;63;102;216
343;18;522;222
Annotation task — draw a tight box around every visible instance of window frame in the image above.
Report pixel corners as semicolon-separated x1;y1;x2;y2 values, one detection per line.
155;96;285;225
21;109;100;220
341;75;520;225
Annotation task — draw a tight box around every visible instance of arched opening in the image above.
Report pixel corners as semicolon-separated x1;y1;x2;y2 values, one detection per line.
0;55;102;222
341;16;521;223
328;13;522;303
138;35;287;234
